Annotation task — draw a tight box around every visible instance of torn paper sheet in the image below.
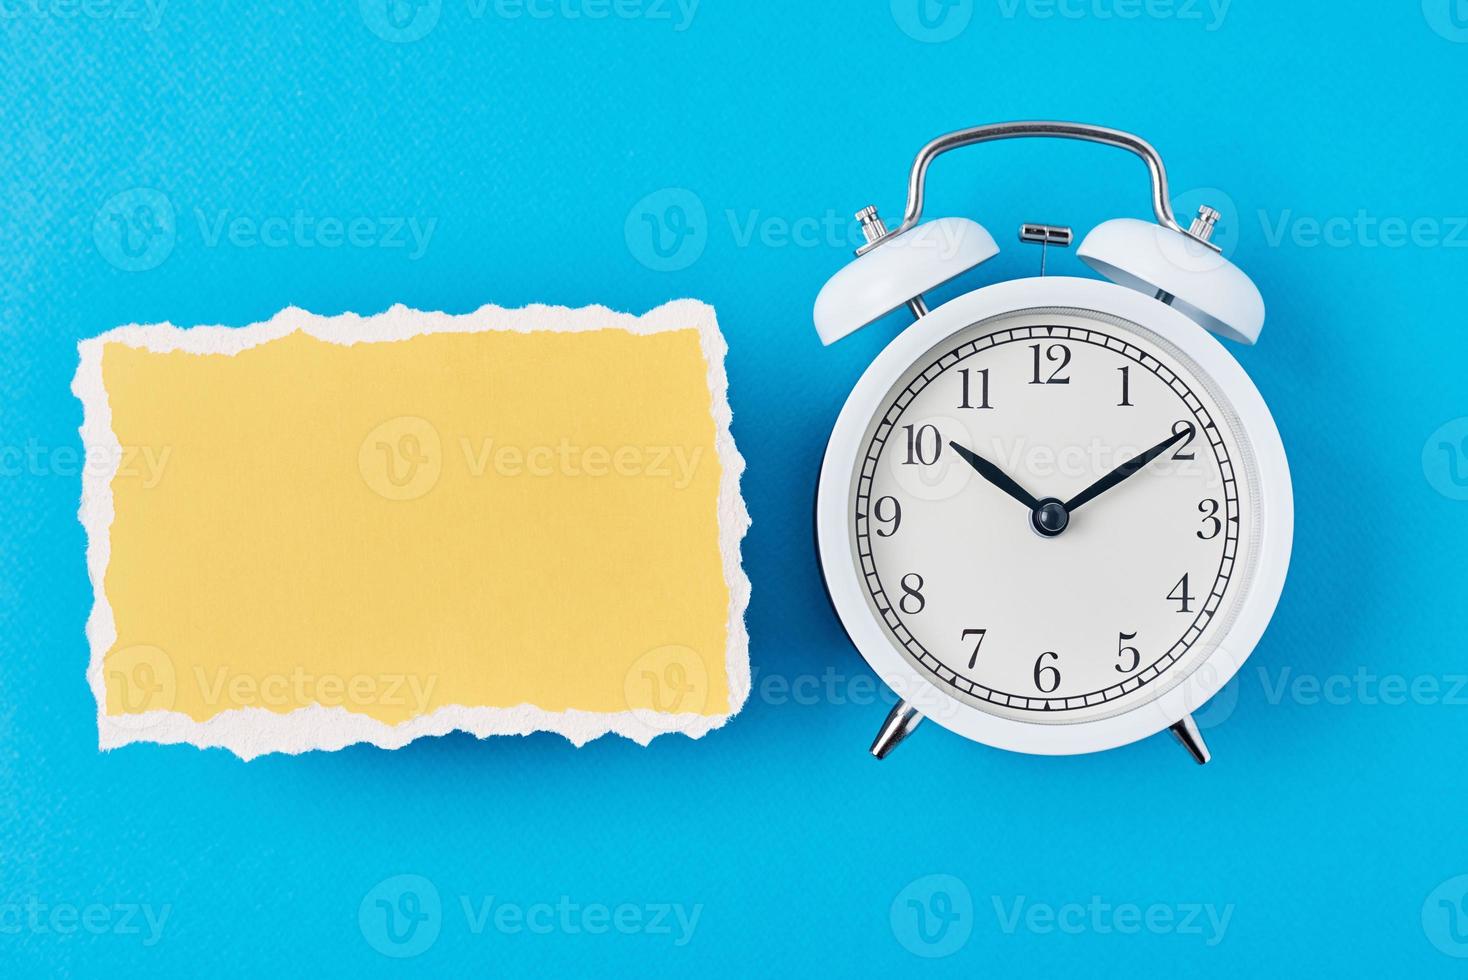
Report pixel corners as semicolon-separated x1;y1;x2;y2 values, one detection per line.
74;301;750;759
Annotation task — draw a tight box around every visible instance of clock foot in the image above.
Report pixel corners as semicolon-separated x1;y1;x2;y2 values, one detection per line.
870;701;924;760
1169;714;1211;765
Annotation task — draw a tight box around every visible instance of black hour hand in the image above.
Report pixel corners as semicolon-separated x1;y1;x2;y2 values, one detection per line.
948;441;1042;511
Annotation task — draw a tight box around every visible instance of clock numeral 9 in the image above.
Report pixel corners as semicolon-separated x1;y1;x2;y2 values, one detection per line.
873;496;902;537
1197;498;1221;540
1033;651;1061;694
1167;573;1194;613
899;573;926;615
902;424;942;466
1029;343;1072;385
1171;420;1197;460
958;368;993;410
961;628;987;669
1115;631;1140;674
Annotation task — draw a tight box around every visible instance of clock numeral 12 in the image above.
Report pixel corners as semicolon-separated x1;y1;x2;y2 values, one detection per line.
958;368;992;409
1029;343;1072;385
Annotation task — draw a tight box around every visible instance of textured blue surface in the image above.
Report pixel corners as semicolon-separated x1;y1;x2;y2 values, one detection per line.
4;2;1468;975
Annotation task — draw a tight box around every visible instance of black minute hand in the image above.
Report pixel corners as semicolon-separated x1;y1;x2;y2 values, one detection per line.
948;441;1042;511
1062;426;1192;514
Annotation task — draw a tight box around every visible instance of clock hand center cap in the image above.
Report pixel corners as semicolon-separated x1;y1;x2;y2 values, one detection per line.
1031;498;1070;538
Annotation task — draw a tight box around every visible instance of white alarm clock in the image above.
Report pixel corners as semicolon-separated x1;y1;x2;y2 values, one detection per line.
813;122;1292;764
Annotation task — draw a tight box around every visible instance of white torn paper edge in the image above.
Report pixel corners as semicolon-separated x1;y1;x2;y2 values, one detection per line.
74;300;751;759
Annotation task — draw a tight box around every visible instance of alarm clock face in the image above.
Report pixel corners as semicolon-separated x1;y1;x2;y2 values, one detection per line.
848;305;1260;725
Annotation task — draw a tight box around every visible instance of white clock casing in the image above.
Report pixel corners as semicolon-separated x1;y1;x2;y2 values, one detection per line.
816;275;1292;756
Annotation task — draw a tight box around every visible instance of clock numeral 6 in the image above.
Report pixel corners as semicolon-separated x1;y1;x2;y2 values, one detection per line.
873;495;902;537
1197;498;1222;540
1029;343;1072;385
899;573;926;614
1167;573;1194;613
1115;631;1140;674
961;628;987;669
902;424;942;466
1033;651;1061;694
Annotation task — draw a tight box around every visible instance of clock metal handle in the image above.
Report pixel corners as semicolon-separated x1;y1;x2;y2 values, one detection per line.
862;120;1217;254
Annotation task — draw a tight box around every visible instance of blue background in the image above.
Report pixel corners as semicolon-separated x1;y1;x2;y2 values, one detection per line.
4;1;1468;974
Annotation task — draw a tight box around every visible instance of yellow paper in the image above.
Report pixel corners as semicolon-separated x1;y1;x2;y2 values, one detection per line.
75;302;749;758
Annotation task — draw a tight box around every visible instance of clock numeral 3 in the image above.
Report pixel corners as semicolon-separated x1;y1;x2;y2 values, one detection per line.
899;573;926;614
1197;498;1222;540
873;495;902;537
961;628;987;669
902;424;942;466
1115;631;1140;674
1167;573;1194;613
1028;343;1072;385
1033;651;1061;694
958;368;993;409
